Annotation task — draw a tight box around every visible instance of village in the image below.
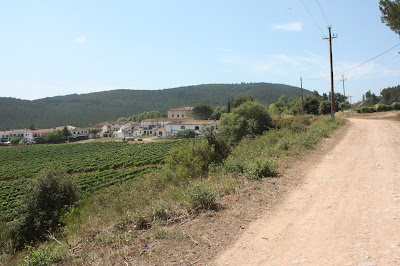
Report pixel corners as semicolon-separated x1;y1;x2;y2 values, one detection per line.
0;107;220;143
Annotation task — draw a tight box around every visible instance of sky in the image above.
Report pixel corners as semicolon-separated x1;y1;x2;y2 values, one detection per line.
0;0;399;102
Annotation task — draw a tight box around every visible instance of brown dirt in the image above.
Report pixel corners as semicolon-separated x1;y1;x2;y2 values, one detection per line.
214;115;400;265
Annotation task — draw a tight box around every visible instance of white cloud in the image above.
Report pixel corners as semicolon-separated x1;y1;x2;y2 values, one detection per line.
75;35;87;44
273;22;302;31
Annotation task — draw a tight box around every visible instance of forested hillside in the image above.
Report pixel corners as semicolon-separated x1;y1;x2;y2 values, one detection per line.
0;83;309;130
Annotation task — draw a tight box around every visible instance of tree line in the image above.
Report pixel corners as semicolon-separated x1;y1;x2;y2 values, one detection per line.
0;83;306;130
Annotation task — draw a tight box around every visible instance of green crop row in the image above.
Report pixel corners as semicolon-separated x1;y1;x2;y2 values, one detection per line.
0;140;188;180
0;166;155;221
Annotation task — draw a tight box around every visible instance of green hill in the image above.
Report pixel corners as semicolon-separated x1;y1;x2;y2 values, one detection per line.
0;83;310;130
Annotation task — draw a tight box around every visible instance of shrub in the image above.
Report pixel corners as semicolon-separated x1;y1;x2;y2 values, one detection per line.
183;181;217;212
319;100;331;115
220;101;272;144
290;116;311;132
0;216;11;253
166;140;215;180
22;244;66;266
10;137;21;145
10;169;80;248
359;106;376;113
339;102;351;111
243;158;277;180
392;102;400;110
202;127;231;164
176;129;196;139
375;103;393;112
271;117;293;129
243;159;277;179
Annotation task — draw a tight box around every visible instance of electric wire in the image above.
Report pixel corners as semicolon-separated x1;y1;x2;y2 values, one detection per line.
314;0;329;25
302;42;400;80
300;0;324;35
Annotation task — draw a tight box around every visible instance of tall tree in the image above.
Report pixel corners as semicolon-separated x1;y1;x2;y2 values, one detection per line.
62;126;71;138
210;106;227;120
192;104;213;120
380;0;400;36
230;96;253;109
220;101;272;144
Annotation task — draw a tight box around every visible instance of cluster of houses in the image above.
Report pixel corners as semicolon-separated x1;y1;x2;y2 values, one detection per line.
0;107;220;143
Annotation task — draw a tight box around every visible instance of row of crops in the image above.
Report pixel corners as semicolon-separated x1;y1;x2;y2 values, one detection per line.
0;166;156;220
0;140;189;220
0;140;188;180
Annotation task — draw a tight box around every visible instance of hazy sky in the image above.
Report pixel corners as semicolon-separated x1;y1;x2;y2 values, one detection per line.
0;0;399;102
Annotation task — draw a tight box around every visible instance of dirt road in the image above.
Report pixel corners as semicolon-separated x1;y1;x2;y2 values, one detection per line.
214;117;400;265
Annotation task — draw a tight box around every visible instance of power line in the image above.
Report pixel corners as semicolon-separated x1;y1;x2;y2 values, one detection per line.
336;42;400;76
300;0;324;35
303;42;400;80
314;0;329;25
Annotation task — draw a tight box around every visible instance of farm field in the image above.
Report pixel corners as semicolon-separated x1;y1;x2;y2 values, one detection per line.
0;140;188;180
0;140;188;220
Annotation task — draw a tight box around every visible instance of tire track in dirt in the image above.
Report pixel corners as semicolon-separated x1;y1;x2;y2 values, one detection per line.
214;118;400;265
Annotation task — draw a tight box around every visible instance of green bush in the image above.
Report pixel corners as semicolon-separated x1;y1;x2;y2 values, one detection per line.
10;169;80;248
358;106;376;113
319;100;331;115
271;117;293;129
10;137;21;145
375;104;393;112
202;127;231;164
392;102;400;110
290;116;311;132
220;101;272;144
22;244;66;266
243;158;277;180
0;216;11;253
166;140;215;180
176;129;196;139
183;181;217;212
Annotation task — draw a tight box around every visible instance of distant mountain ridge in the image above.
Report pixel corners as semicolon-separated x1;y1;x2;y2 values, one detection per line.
0;83;310;130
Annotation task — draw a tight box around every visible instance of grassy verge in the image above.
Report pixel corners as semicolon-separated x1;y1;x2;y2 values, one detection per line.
1;115;346;265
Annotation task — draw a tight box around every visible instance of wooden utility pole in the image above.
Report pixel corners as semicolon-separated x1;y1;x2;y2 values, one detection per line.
300;77;304;115
323;25;338;119
339;74;347;102
348;95;354;110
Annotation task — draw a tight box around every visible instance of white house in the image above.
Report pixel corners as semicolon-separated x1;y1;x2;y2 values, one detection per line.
99;121;127;137
70;127;90;137
0;131;9;142
165;120;219;137
24;128;55;143
113;122;141;138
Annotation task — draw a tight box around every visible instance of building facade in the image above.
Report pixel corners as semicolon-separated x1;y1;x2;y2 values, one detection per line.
167;107;193;119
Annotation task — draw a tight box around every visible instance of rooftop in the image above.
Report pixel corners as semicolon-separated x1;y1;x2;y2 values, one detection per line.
168;107;193;112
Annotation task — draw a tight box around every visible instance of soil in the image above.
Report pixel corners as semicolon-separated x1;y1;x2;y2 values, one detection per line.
214;112;400;265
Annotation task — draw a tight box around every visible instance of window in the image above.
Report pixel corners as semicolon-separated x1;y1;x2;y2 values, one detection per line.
195;126;199;130
181;126;185;129
182;114;185;117
177;114;179;117
172;114;174;117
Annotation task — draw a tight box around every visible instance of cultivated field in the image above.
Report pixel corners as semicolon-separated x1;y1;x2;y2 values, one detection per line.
0;140;188;220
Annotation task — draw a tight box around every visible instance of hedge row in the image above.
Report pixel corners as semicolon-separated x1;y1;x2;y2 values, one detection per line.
356;102;400;113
